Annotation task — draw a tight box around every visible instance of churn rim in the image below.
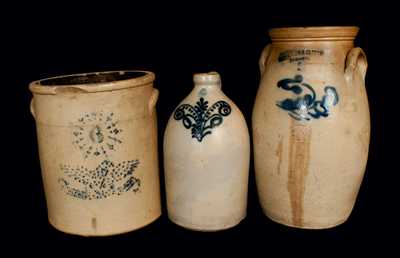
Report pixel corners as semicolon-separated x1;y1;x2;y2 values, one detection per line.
269;26;360;41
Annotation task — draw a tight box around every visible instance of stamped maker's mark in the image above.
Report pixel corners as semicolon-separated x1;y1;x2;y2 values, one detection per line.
278;49;324;63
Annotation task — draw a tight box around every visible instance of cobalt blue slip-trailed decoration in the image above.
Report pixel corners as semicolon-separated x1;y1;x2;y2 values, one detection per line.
72;111;123;159
174;97;231;142
276;74;339;121
61;111;142;200
59;159;141;200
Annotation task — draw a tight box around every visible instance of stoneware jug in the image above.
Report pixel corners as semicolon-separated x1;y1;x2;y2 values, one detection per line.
164;72;250;231
30;70;161;236
252;27;370;229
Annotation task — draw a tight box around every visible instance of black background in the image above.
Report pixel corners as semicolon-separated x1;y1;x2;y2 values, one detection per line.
4;2;396;254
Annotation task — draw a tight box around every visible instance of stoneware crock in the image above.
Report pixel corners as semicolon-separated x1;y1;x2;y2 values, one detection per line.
252;27;370;229
30;70;161;236
164;72;250;231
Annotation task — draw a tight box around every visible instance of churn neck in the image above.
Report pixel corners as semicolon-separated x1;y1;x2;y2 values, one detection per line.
193;72;222;90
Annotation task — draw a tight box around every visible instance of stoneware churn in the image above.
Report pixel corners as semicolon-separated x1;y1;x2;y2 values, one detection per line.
30;70;161;236
164;72;250;231
252;27;370;229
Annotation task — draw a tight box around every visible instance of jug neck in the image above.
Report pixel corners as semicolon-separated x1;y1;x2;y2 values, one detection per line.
193;72;222;91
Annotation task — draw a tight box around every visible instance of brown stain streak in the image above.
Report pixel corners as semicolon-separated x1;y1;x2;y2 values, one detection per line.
91;217;97;231
275;136;283;175
287;119;311;227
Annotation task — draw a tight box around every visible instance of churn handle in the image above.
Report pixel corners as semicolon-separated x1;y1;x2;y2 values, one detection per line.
259;44;271;75
30;97;36;119
344;47;368;86
148;88;159;116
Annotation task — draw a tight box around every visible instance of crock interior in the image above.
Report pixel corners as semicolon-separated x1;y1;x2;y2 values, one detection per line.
39;71;147;86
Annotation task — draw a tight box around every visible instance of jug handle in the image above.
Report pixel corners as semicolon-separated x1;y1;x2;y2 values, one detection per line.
344;47;368;86
30;97;36;119
259;44;271;75
148;88;159;116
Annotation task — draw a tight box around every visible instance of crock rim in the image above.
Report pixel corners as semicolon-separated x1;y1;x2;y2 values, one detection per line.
29;70;155;95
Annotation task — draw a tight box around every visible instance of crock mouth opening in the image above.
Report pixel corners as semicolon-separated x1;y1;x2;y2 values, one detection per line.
269;26;359;42
29;70;155;94
38;71;148;86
